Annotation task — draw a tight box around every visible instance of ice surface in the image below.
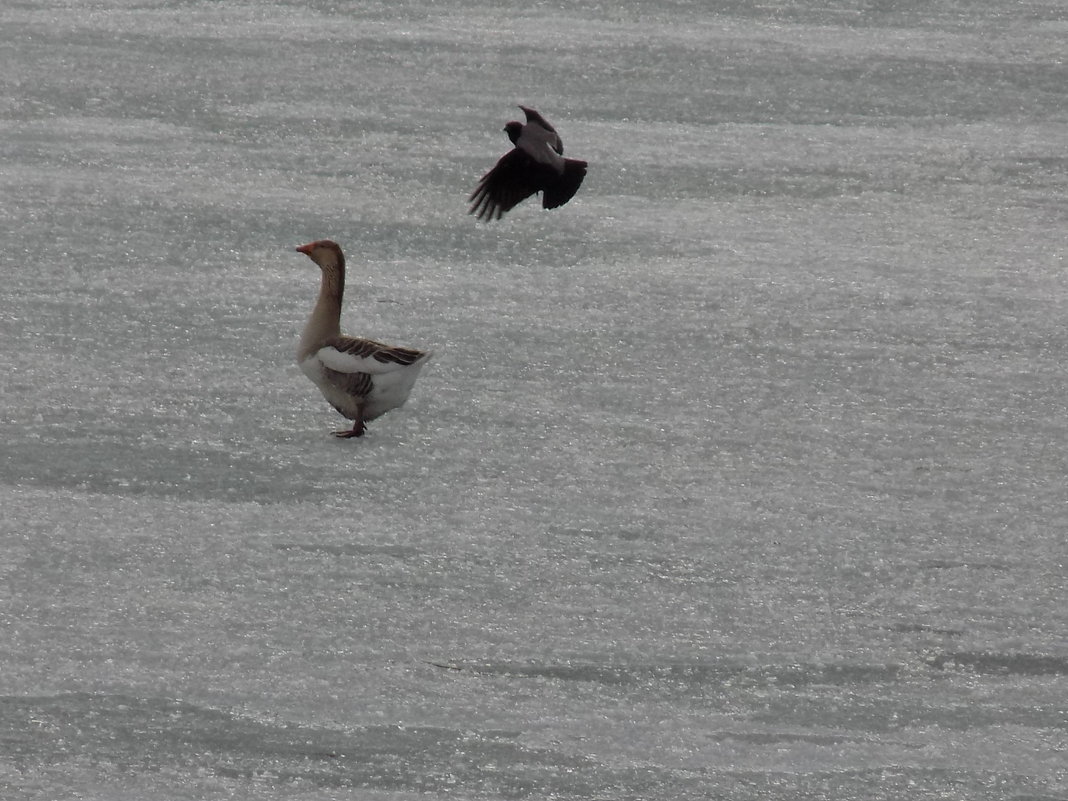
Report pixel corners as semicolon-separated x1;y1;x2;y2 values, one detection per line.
1;0;1066;799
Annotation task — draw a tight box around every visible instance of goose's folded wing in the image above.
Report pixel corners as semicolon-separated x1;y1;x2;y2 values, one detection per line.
317;337;428;376
319;367;373;401
468;149;544;221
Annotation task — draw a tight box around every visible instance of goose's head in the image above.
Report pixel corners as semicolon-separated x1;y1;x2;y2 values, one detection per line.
296;239;345;274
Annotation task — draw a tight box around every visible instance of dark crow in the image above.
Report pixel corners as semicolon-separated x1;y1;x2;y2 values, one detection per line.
469;105;587;221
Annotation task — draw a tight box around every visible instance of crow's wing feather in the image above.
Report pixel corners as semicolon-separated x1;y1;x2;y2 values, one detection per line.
542;159;588;210
519;106;564;154
468;149;547;221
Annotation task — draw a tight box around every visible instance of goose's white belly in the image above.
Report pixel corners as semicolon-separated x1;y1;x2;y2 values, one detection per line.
299;355;429;422
362;364;426;420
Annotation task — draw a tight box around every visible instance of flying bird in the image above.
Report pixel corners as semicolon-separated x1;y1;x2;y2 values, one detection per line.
469;105;588;221
295;240;432;438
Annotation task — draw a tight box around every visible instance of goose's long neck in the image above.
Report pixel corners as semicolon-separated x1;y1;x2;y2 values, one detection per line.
300;257;345;356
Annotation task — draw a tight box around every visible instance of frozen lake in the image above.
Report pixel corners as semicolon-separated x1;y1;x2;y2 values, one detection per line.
2;0;1066;798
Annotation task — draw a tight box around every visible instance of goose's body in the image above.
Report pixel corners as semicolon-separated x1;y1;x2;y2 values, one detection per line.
296;240;431;437
469;105;587;221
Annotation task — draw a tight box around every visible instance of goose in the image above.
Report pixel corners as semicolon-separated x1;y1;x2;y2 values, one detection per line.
295;240;432;438
469;105;588;221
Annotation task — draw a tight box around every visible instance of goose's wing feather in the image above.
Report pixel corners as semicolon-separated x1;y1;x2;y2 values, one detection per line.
469;148;553;221
319;366;374;403
317;336;428;376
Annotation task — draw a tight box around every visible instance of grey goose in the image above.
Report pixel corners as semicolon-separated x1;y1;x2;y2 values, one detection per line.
295;240;432;438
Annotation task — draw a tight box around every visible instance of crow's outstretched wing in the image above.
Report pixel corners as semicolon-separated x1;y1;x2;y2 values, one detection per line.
542;159;588;209
469;149;555;221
